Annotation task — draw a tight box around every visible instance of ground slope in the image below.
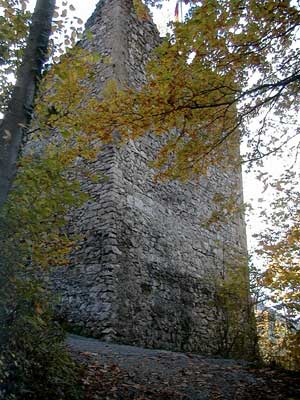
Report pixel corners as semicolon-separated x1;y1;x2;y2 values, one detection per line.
68;334;299;400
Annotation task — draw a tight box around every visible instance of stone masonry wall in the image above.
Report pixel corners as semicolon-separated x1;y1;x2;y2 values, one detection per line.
51;0;251;355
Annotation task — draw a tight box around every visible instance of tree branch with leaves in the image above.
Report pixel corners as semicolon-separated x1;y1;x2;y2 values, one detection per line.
0;0;55;209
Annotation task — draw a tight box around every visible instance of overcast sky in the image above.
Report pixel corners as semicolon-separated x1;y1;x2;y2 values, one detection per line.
28;0;97;21
27;0;179;32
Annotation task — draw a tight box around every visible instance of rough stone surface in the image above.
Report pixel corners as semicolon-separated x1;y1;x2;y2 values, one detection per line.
50;0;251;355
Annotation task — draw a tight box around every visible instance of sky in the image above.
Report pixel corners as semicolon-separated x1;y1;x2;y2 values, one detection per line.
27;0;178;26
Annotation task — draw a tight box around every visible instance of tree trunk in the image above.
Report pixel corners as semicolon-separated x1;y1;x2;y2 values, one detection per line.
0;0;56;209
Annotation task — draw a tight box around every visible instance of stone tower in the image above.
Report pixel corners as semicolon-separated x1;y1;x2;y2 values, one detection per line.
52;0;252;355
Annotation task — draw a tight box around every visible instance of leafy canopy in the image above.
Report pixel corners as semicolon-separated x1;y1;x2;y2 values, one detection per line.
89;0;300;181
0;0;31;112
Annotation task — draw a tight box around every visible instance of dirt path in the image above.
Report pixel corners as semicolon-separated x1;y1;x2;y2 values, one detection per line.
68;334;300;400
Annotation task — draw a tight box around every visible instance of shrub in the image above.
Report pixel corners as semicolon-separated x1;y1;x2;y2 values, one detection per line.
0;264;83;400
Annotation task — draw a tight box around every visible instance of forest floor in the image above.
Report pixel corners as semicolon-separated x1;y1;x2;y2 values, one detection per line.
68;334;300;400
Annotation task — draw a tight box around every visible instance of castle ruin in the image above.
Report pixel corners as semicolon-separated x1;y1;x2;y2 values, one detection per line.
52;0;252;356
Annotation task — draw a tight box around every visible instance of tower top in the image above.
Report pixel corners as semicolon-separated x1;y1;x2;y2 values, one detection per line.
83;0;161;89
